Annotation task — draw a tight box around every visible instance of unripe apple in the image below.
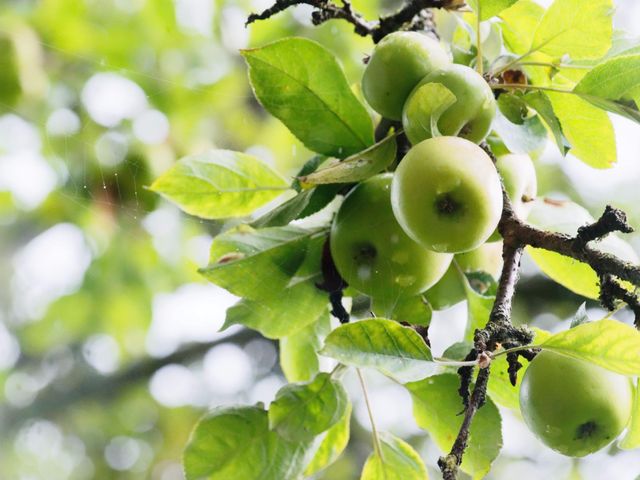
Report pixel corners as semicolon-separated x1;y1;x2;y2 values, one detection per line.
330;174;453;305
391;137;503;253
361;32;450;121
488;153;537;241
402;64;496;144
519;350;633;457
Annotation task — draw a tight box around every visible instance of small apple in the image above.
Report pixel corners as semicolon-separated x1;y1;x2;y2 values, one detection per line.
424;242;503;310
362;31;450;121
488;153;537;241
519;350;633;457
391;137;503;253
402;64;496;144
330;174;453;305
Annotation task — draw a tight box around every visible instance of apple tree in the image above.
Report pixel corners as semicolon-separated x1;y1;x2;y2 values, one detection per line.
150;0;640;478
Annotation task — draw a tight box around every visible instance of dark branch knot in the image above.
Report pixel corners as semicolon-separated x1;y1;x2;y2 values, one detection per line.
574;205;633;251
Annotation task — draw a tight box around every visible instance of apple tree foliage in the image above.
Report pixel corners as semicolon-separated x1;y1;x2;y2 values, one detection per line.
150;0;640;478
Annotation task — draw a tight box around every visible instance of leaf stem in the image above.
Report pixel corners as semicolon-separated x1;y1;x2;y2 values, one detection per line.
490;344;541;359
490;83;574;94
357;368;384;461
519;61;593;70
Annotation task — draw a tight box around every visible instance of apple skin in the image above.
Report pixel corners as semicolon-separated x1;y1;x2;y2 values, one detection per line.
424;242;503;310
488;153;537;242
330;174;452;305
402;64;496;144
391;137;503;253
362;32;450;121
519;350;633;457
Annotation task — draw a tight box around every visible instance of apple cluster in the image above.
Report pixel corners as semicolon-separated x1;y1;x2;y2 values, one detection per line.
330;31;537;314
330;33;635;458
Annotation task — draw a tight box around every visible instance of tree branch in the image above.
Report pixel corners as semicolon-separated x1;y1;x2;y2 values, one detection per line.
246;0;457;43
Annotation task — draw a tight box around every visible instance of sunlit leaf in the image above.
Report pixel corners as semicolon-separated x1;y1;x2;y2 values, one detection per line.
407;373;502;478
492;109;547;154
539;319;640;375
360;432;428;480
532;0;613;60
150;150;289;219
269;372;348;442
320;319;436;382
305;402;352;475
468;0;520;21
499;0;545;54
183;406;308;480
401;82;457;141
242;37;374;158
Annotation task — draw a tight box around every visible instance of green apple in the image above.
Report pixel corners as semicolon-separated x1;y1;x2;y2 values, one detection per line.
391;137;503;253
519;350;633;457
402;64;496;144
424;242;503;310
488;153;537;241
330;174;453;306
361;31;450;121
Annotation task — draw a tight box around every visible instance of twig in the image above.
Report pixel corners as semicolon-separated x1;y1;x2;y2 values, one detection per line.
247;0;454;43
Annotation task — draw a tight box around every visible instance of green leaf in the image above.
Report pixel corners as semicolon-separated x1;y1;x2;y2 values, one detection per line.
526;199;638;298
269;372;348;442
299;134;397;185
497;93;528;124
242;37;374;158
305;401;352;475
499;0;545;55
546;91;616;168
492;109;547;154
407;374;502;478
251;185;342;228
320;319;436;382
539;319;640;376
360;432;428;480
401;82;457;139
575;54;640;99
573;54;640;123
280;315;331;383
183;406;308;480
619;380;640;450
532;0;613;60
223;279;329;339
150;150;289;219
522;91;565;153
468;0;520;22
200;225;322;300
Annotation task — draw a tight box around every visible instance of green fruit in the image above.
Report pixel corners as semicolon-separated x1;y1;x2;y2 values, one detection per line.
488;153;537;241
402;64;496;144
391;137;503;253
424;242;503;310
362;32;450;121
330;174;452;306
519;350;633;457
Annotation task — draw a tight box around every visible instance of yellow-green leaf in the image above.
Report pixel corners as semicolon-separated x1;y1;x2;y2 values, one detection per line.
320;319;436;382
150;150;289;219
532;0;613;60
305;402;352;475
540;319;640;375
360;432;428;480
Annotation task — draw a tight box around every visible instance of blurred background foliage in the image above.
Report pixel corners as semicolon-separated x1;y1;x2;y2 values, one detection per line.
1;0;640;479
